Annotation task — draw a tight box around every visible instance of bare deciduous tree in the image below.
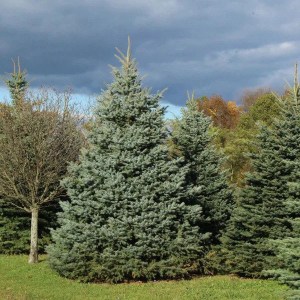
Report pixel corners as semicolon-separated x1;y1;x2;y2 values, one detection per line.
240;87;271;112
0;68;83;263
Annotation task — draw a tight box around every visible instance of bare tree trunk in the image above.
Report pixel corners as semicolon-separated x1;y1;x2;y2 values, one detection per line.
28;207;39;264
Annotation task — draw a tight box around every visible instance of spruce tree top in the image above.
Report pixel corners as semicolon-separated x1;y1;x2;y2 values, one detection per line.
87;39;166;149
5;59;28;106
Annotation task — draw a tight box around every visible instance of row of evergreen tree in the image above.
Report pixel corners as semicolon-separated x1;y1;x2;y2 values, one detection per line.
0;44;299;295
48;45;299;292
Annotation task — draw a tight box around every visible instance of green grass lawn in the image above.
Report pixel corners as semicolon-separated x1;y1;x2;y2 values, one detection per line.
0;255;288;300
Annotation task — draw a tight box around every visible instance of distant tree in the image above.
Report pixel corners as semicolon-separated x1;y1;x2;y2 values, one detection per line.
0;198;30;254
215;93;281;185
0;63;62;255
196;95;240;129
239;93;281;129
165;119;182;159
240;87;271;112
0;68;83;263
48;42;206;283
227;101;241;128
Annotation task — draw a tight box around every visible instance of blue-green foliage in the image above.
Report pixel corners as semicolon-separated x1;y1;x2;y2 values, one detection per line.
48;46;207;282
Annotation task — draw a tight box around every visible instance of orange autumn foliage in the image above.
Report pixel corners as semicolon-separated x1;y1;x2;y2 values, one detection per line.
196;95;241;129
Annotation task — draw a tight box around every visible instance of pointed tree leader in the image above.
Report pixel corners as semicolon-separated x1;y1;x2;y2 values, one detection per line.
0;60;83;263
5;57;28;106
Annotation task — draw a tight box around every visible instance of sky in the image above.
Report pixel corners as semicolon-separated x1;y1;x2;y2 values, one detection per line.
1;0;300;117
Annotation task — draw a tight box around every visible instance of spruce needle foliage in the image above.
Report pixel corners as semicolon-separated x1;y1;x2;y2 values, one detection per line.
222;69;300;278
263;69;300;298
172;98;233;244
48;42;206;283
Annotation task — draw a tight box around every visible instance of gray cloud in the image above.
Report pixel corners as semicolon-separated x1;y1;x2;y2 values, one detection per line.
0;0;299;106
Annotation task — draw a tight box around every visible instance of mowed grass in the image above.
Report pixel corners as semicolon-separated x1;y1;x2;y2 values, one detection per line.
0;255;288;300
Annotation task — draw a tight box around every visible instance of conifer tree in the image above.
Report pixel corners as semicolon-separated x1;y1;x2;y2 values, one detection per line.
222;72;300;277
5;58;28;106
266;198;300;297
48;42;207;283
172;97;233;245
0;198;58;254
264;72;300;297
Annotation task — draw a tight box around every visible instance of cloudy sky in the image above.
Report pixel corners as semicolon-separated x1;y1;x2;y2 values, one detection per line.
1;0;299;115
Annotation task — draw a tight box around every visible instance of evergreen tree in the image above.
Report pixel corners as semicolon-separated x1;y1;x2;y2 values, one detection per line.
264;75;300;298
266;206;300;298
48;42;207;283
0;199;59;254
222;75;300;278
5;58;28;106
172;98;233;245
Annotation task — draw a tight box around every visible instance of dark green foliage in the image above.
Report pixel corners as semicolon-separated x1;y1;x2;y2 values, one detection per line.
0;199;59;254
222;84;300;278
0;201;30;254
239;93;281;129
263;82;300;298
172;99;233;245
48;45;206;283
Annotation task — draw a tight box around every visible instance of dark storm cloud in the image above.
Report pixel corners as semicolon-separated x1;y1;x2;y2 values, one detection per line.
1;0;300;106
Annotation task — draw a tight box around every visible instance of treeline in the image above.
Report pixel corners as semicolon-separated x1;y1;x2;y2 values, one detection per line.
0;46;299;297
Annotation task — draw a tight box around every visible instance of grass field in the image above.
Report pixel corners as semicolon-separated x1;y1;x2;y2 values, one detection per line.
0;255;288;300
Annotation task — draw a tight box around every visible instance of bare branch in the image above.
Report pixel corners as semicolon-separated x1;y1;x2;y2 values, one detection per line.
0;87;84;213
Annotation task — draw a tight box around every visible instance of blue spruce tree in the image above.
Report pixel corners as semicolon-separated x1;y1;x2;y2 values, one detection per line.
48;42;207;282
